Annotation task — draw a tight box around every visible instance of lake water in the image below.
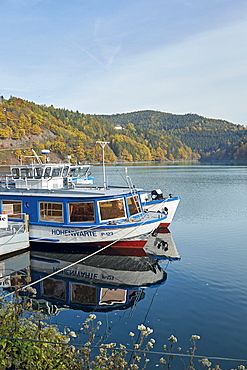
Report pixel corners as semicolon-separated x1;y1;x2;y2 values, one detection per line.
1;163;247;369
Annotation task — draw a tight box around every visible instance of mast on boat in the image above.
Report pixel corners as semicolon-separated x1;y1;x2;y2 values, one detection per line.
96;141;109;190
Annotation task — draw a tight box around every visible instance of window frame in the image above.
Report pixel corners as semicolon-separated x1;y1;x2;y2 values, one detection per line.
127;195;142;216
1;199;22;219
39;201;64;223
98;197;126;222
68;201;95;223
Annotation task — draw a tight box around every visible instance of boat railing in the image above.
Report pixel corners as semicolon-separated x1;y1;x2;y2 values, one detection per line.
0;223;27;239
0;174;14;188
5;214;29;234
113;210;166;225
0;173;66;190
143;211;166;220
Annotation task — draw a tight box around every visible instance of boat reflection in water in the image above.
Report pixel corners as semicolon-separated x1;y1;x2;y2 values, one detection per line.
28;229;180;314
0;251;30;289
30;252;163;313
0;229;180;315
144;226;179;260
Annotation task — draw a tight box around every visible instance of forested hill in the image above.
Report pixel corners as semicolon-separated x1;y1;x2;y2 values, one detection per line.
0;97;246;164
101;111;247;161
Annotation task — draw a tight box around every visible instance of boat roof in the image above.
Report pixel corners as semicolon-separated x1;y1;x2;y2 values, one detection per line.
0;185;143;198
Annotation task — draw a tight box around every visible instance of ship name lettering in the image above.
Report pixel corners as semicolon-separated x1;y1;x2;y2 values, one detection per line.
53;268;98;279
51;229;97;237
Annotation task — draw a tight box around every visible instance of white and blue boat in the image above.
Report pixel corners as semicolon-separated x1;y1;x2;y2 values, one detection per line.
0;213;29;256
68;164;94;185
0;153;180;249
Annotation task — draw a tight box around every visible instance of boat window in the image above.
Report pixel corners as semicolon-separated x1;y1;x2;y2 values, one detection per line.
69;202;95;222
44;167;51;178
20;168;27;178
11;168;19;179
34;167;43;179
79;167;90;176
99;288;126;305
51;168;62;177
40;202;63;222
62;166;69;177
1;200;22;219
71;283;97;305
69;168;78;177
127;195;142;216
99;198;126;221
42;278;66;301
19;168;33;178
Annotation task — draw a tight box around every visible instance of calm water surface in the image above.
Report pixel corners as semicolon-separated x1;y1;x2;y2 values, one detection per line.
2;164;247;368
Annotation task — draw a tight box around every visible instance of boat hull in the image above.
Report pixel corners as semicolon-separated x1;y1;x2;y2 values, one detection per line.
28;215;165;246
143;197;180;227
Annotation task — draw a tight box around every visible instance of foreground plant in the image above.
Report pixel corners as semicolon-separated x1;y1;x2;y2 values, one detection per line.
0;298;246;369
0;300;79;370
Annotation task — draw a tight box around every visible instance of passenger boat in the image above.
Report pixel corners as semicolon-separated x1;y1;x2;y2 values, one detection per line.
68;164;94;185
0;213;29;256
0;151;180;249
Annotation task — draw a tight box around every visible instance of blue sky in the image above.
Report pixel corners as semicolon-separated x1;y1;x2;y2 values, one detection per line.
1;0;247;125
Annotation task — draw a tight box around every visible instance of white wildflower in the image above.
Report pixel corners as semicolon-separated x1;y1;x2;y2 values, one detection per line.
200;358;212;367
159;357;166;364
191;335;200;340
105;342;116;348
146;327;153;334
168;335;178;343
138;324;146;331
130;364;139;370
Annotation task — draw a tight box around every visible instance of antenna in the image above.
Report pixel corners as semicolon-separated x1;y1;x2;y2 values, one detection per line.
31;149;42;164
96;141;109;190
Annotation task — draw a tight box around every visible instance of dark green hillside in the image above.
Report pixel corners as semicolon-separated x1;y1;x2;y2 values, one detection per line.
101;110;246;160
